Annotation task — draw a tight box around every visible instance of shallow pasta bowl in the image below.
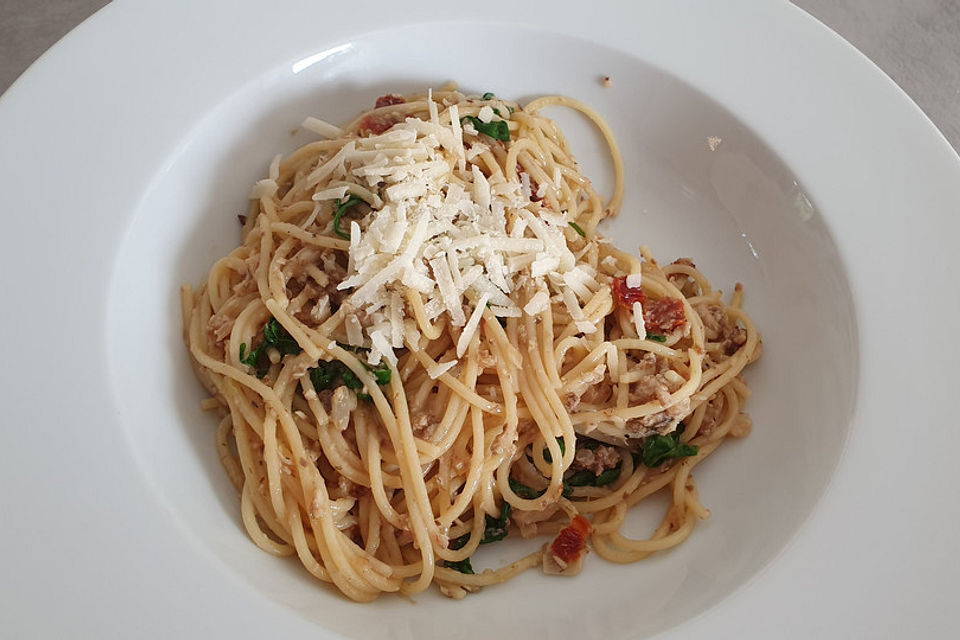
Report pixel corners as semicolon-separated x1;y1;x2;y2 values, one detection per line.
0;0;957;638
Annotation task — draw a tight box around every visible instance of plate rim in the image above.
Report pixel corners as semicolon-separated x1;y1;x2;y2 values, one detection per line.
1;1;958;637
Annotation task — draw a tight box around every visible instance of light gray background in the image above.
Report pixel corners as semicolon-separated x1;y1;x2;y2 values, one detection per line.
1;0;957;154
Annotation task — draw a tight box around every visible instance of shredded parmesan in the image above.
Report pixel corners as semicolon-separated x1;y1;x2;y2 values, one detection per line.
427;359;458;379
313;185;350;201
633;301;646;339
456;293;490;357
309;102;602;359
478;105;495;123
370;330;397;367
524;290;550;316
345;313;364;345
427;89;439;125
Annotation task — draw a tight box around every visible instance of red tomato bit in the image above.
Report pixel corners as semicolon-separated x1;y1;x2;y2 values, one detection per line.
359;113;400;135
611;276;645;309
644;297;686;333
374;94;406;108
550;515;592;564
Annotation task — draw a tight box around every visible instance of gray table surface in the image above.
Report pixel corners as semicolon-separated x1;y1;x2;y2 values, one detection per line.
1;0;958;153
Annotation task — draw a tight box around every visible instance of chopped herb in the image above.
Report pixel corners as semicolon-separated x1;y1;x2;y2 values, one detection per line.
492;107;502;117
510;475;577;499
579;438;601;451
561;439;625;489
645;333;667;342
340;368;363;391
332;195;363;240
356;392;372;402
460;116;510;141
481;92;496;100
444;558;474;574
640;424;699;467
308;361;340;391
507;105;515;114
542;437;565;464
363;360;392;385
239;317;301;378
564;470;597;488
240;346;267;377
595;465;622;486
263;318;302;355
480;501;511;544
308;357;389;400
563;466;622;490
568;221;586;237
444;533;475;573
331;344;392;388
509;478;545;500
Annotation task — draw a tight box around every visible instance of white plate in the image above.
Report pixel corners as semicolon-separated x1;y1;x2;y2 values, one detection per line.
1;1;957;638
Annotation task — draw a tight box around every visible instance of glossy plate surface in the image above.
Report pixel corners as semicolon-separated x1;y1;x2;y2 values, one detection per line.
1;1;957;637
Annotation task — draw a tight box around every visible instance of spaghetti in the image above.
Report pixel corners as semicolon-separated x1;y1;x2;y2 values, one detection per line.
181;86;762;601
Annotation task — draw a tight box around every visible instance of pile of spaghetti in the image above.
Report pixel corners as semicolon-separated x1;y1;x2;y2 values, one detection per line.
181;87;762;601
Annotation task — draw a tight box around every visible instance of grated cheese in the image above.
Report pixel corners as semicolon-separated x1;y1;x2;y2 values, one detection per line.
523;290;550;316
429;255;466;326
427;89;439;125
369;329;397;366
448;104;466;172
427;358;458;379
308;100;615;360
313;185;350;201
531;253;560;278
466;142;489;161
345;313;364;345
633;301;646;339
478;105;495;123
389;291;403;348
456;293;490;357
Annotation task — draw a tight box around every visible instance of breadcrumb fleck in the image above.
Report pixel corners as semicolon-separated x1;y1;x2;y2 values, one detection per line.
602;75;612;88
707;136;722;151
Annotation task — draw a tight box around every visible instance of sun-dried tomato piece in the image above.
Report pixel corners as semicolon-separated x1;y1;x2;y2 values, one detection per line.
374;94;406;108
611;276;645;309
644;298;686;333
550;515;592;564
358;113;400;135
